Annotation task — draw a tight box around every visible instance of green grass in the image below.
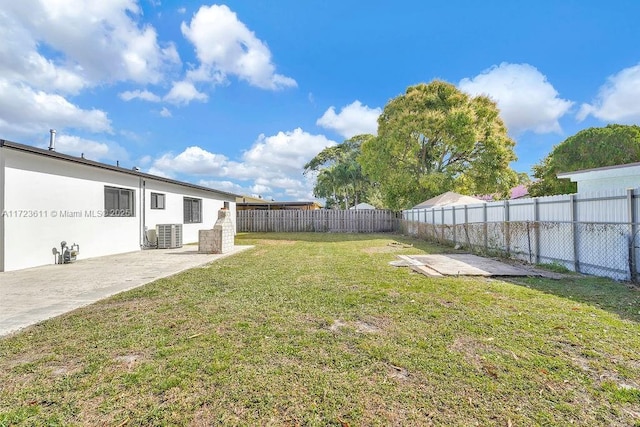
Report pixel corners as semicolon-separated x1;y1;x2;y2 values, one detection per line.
1;232;640;426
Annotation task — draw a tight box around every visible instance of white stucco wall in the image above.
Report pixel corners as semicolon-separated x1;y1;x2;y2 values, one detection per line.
576;176;640;193
559;163;640;194
0;147;6;272
143;180;236;244
1;147;237;271
3;150;140;271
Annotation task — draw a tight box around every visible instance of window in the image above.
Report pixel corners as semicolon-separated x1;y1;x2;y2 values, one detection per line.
183;197;202;223
104;186;135;217
151;192;165;209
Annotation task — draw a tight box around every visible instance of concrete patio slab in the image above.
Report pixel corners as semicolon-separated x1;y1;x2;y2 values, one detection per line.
392;253;562;278
0;245;253;338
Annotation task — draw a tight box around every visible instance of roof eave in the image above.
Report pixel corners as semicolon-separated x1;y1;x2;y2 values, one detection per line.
1;139;240;200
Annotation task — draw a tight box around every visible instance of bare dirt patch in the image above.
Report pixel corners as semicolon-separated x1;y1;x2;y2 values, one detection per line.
329;319;347;332
329;318;386;334
362;241;414;254
114;353;145;370
50;361;83;377
388;363;410;380
354;321;380;333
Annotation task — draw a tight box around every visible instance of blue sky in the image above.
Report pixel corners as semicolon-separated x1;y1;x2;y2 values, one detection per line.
2;1;640;201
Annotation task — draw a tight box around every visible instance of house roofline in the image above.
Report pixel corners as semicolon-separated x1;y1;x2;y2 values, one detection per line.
1;139;240;200
557;161;640;178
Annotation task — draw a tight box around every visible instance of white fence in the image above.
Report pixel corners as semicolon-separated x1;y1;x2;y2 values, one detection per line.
402;188;640;281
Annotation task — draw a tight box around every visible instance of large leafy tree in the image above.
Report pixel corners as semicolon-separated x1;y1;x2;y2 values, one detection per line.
529;124;640;196
359;81;518;210
304;134;374;209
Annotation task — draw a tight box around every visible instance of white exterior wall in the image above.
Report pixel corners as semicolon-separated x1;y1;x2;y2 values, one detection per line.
1;148;237;271
0;147;6;272
559;164;640;193
3;150;140;271
144;180;236;244
577;176;640;193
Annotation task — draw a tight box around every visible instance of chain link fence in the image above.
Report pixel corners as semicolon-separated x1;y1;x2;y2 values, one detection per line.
401;219;637;281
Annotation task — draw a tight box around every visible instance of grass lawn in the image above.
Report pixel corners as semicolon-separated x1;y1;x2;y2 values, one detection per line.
1;232;640;426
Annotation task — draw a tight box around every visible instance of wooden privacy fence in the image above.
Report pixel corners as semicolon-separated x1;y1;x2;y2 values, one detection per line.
237;209;400;233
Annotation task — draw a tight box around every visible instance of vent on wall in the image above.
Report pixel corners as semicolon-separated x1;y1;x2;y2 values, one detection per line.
156;224;183;249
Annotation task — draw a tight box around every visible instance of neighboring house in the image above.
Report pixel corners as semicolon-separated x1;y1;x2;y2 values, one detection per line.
236;195;322;210
413;191;486;209
509;184;529;199
477;184;530;201
0;138;239;272
349;202;376;210
557;162;640;193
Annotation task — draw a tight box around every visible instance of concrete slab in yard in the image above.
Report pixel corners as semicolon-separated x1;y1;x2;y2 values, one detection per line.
396;253;547;277
0;245;253;338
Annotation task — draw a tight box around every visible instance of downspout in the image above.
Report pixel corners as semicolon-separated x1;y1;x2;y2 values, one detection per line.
139;177;146;248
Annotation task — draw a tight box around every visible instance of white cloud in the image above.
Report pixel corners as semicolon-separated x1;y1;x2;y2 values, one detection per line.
181;4;296;90
0;8;88;94
153;146;229;176
49;135;129;162
2;1;180;87
119;89;162;102
0;78;112;137
316;101;381;138
578;64;640;123
146;167;171;178
459;63;573;134
164;81;208;105
198;180;245;194
0;1;181;142
242;128;336;175
149;128;335;200
8;2;175;85
159;107;172;117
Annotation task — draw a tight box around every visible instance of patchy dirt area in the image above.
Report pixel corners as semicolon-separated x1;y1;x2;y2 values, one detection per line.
392;253;568;279
362;241;414;254
329;318;386;334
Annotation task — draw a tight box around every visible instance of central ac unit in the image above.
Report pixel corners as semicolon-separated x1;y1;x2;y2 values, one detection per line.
156;224;183;249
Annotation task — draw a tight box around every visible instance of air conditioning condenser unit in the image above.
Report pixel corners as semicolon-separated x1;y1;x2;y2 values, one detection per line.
156;224;183;249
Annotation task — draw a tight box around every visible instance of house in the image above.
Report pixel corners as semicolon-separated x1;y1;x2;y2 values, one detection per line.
413;191;486;209
0;138;239;272
477;184;529;201
557;162;640;193
349;202;376;210
236;195;322;211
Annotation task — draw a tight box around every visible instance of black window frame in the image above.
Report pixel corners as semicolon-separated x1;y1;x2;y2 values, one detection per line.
183;197;202;223
104;186;135;217
150;192;165;210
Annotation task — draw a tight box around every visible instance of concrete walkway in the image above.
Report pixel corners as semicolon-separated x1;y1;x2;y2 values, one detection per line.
0;245;253;337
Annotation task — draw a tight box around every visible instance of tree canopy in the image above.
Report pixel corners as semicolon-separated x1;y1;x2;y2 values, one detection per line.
303;134;374;209
529;124;640;196
359;81;518;210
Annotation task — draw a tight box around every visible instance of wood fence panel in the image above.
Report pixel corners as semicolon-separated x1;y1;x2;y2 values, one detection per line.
236;210;399;233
